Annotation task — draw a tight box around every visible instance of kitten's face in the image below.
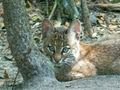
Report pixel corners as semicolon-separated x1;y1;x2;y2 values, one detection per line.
42;19;81;64
43;28;72;63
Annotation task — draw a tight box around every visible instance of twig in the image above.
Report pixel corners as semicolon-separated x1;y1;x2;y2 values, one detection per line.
48;0;57;20
46;0;49;15
12;70;19;90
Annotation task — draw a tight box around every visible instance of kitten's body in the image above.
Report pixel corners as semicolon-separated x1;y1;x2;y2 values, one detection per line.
41;19;120;81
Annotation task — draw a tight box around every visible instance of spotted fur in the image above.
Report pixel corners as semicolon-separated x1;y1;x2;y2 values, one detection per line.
41;19;120;81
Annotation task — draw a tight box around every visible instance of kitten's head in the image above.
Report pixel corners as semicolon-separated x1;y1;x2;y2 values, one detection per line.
41;19;81;64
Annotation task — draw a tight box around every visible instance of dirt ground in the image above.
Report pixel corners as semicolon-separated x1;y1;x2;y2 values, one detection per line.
40;75;120;90
1;75;120;90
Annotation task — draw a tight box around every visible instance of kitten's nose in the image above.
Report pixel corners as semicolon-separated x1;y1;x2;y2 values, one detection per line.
53;53;62;63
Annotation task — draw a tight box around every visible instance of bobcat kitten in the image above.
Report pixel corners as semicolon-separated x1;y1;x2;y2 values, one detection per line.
41;19;120;81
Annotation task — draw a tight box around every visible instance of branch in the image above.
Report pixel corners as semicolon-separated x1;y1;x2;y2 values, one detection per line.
88;3;120;11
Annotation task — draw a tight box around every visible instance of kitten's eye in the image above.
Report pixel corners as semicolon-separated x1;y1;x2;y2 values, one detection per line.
48;45;55;52
62;46;70;53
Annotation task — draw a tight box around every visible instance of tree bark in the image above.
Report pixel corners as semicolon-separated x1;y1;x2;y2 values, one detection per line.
3;0;57;89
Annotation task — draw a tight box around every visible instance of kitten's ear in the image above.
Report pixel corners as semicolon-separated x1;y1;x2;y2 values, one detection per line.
69;19;81;40
42;19;53;31
41;19;53;38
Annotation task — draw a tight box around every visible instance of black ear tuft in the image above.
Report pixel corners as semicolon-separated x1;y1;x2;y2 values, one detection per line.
64;29;68;34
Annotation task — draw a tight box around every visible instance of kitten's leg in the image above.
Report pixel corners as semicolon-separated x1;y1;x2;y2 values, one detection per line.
55;60;96;81
70;60;96;78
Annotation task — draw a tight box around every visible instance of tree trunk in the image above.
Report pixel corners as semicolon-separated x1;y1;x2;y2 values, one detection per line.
3;0;57;89
81;0;92;39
